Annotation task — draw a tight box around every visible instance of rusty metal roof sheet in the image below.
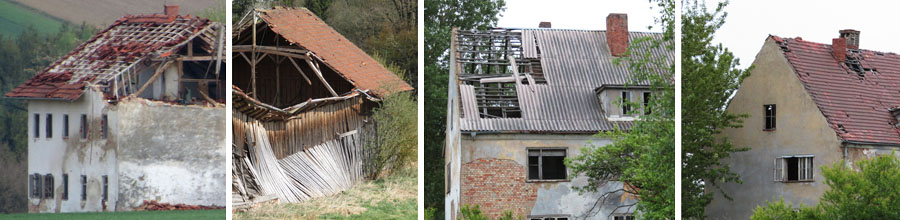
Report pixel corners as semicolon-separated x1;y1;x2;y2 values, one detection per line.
775;36;900;145
6;13;214;100
252;8;412;97
459;29;670;132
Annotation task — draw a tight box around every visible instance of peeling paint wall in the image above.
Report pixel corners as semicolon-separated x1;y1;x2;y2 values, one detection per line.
458;133;635;219
710;37;845;219
113;99;225;210
27;89;117;213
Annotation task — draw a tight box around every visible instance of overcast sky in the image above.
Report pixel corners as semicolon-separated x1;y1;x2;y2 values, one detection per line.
709;0;900;69
497;0;662;32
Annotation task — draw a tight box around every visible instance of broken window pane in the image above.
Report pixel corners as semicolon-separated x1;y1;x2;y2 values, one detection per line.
527;149;567;180
528;155;540;180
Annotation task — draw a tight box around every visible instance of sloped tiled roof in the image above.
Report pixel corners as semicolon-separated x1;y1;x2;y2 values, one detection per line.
253;8;412;97
774;36;900;145
6;12;214;100
458;29;671;132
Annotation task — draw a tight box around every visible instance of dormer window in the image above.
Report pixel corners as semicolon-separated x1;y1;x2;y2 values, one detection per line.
643;92;651;115
621;91;632;115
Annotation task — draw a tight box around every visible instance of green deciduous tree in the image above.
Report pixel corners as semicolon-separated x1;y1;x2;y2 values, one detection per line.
566;0;674;219
681;0;751;218
424;0;506;218
751;154;900;220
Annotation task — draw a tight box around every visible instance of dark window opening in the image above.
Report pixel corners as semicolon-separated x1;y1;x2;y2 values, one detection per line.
622;91;632;115
81;114;88;139
80;175;87;201
527;149;567;180
764;104;776;130
643;92;652;115
102;175;108;201
446;163;451;194
101;114;108;139
63;114;69;138
776;156;813;182
30;173;40;198
613;216;635;220
44;174;53;199
529;216;570;220
62;174;68;200
46;114;52;138
34;114;39;138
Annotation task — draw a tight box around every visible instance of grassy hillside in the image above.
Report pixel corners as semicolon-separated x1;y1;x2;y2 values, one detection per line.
0;0;62;35
0;209;224;219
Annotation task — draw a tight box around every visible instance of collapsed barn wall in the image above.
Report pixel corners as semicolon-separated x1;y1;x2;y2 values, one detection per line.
26;89;117;213
113;99;225;210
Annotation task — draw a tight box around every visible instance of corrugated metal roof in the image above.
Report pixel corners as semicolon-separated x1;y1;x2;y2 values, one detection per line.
776;36;900;145
458;29;670;132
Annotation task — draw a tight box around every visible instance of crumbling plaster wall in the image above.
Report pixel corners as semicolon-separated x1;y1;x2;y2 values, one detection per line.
459;133;634;219
27;89;117;213
113;99;225;210
708;37;844;219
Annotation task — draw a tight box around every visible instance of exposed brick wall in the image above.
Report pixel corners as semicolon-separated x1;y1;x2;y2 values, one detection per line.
460;158;537;219
606;13;629;57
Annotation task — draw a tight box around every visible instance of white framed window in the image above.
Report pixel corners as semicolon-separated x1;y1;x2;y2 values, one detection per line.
775;155;814;182
529;214;570;220
527;148;568;181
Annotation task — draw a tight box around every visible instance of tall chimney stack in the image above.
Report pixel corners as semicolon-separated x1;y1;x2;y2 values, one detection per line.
539;21;551;28
606;13;628;57
165;5;179;17
839;29;859;49
832;38;846;62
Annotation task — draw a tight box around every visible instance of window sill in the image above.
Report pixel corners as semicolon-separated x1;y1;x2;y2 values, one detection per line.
763;129;776;132
526;179;570;183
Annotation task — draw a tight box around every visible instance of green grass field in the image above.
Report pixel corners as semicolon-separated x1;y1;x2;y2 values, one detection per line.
0;0;63;35
0;209;225;219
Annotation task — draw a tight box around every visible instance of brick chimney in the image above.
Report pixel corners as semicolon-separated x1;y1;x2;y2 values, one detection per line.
539;21;551;28
606;13;628;57
165;5;179;17
839;29;859;49
832;38;846;62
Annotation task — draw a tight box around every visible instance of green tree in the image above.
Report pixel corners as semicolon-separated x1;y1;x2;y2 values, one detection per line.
565;0;674;219
751;154;900;219
304;0;334;21
423;0;506;218
681;0;751;218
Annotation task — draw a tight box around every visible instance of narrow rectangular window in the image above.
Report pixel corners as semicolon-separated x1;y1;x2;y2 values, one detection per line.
446;162;451;194
46;114;52;138
36;174;43;198
62;174;69;200
776;155;814;182
102;175;108;201
527;148;568;180
30;174;39;198
101;114;108;139
80;175;87;201
764;104;776;130
621;91;631;115
613;215;635;220
34;114;39;138
643;92;652;115
63;114;69;138
44;174;53;199
81;114;88;139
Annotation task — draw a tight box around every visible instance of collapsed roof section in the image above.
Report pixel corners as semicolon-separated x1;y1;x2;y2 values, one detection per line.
772;34;900;145
232;7;411;114
452;27;670;133
6;5;225;103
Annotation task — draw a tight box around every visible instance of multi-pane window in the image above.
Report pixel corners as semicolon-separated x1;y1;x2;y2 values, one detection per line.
81;114;88;139
34;114;39;138
643;92;652;115
775;155;814;182
527;148;567;180
764;104;776;130
44;174;54;199
63;114;69;138
30;173;41;198
46;114;52;138
613;215;636;220
529;215;570;220
80;175;87;201
621;91;631;115
62;174;69;200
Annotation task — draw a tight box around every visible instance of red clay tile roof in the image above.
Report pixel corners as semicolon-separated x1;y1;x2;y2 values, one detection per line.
256;8;412;97
775;36;900;145
6;13;212;100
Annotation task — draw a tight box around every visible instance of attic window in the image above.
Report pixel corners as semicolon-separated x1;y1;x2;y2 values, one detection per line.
476;82;521;118
764;104;776;130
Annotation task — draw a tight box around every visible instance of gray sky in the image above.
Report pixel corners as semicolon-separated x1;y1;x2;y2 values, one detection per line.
710;0;900;69
497;0;662;32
